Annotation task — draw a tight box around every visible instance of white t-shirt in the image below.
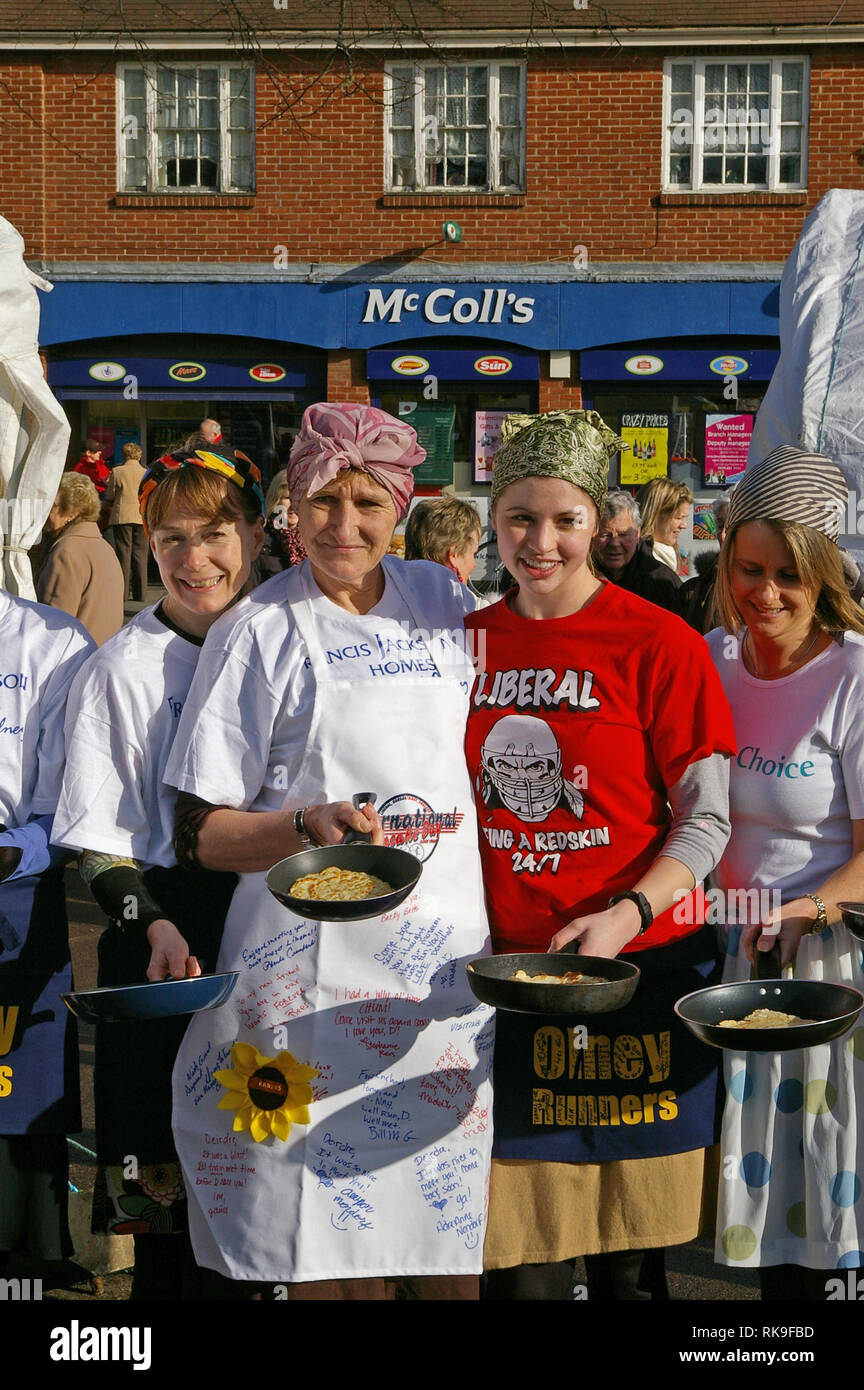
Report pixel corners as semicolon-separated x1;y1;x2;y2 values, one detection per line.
707;627;864;897
52;605;202;868
166;557;475;811
0;591;93;829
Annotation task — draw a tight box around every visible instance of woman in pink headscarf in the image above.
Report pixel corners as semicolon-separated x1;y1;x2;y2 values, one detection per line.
167;403;493;1300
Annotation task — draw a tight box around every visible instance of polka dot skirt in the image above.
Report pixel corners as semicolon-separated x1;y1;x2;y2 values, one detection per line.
716;923;864;1270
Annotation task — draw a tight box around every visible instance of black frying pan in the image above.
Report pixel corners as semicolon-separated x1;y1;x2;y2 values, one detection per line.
466;952;640;1016
676;943;863;1051
265;792;422;922
838;902;864;942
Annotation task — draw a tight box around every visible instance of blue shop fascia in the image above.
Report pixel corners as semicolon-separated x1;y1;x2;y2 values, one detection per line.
35;263;781;498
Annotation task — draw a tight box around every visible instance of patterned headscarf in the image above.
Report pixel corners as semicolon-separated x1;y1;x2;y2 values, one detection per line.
138;447;266;535
727;445;848;542
287;403;426;521
491;410;626;511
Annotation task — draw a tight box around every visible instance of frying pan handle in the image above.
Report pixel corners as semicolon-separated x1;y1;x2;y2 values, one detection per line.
753;940;782;980
344;792;377;846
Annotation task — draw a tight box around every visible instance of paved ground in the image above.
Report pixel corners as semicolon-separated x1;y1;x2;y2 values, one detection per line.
10;585;762;1303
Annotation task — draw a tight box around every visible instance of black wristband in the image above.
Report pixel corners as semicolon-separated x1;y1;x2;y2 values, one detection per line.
87;864;167;933
607;890;654;935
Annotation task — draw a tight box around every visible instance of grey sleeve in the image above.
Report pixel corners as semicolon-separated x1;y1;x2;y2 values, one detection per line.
660;752;731;884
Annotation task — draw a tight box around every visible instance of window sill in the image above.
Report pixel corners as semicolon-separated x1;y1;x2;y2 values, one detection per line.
656;190;808;207
112;193;256;209
379;192;525;209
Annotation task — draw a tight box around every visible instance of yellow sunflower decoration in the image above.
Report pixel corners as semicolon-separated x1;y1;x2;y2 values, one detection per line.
215;1041;318;1143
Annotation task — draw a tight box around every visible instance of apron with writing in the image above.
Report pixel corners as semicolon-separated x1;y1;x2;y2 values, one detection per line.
0;869;79;1134
173;562;494;1282
491;927;720;1160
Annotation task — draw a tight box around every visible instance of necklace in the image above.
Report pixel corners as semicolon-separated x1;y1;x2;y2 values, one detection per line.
745;626;823;679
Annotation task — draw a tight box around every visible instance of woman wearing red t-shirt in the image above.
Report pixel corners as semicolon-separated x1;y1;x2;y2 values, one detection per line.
465;411;736;1301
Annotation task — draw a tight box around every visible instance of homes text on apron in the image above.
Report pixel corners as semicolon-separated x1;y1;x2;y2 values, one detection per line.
173;562;494;1282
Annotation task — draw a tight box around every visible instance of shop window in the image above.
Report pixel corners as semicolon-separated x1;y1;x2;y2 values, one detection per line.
117;64;254;193
662;57;808;191
385;63;524;192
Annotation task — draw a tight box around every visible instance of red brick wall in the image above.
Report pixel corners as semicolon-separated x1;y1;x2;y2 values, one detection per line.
326;349;371;403
2;48;861;266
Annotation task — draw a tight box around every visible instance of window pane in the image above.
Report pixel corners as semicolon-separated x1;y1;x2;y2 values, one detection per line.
468;96;487;125
198;68;218;97
704;64;724;94
782;61;804;90
446;128;465;157
746;154;767;184
779;154;801;183
668;152;691;184
446;95;465;127
231;156;253;190
669;62;692;92
497;66;517;94
781;91;802;121
468;128;486;156
780;125;801;152
702;154;723;183
425;67;442;97
749;64;769;93
498;94;519;126
199;98;218;129
179;130;197;158
447;66;467;94
468;156;487;185
724;156;745;183
124;155;147;190
726;64;747;97
124;66;146;99
500;154;520;185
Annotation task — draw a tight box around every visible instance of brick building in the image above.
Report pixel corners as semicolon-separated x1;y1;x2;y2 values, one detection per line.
2;0;862;526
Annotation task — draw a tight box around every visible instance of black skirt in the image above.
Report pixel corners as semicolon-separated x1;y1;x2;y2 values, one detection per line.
94;864;236;1167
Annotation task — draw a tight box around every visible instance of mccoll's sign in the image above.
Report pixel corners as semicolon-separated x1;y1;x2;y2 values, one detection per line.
362;286;535;326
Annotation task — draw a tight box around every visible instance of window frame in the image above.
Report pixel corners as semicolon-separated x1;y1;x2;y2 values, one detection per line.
116;62;255;195
661;55;809;193
384;61;526;194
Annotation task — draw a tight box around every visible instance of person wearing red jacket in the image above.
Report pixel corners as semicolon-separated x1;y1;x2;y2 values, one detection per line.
71;440;111;496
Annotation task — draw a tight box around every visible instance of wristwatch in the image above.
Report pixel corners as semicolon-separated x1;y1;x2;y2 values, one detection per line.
293;807;316;848
608;889;654;935
803;892;828;934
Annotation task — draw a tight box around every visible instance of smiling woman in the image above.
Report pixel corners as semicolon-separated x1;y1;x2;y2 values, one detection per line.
464;408;736;1302
50;447;266;1299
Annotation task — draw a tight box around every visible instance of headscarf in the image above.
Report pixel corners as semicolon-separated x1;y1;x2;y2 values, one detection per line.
287;403;426;520
491;409;626;511
727;445;848;542
138;447;266;535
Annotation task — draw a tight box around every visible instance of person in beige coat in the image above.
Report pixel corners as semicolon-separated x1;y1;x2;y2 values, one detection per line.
105;442;149;600
37;472;125;645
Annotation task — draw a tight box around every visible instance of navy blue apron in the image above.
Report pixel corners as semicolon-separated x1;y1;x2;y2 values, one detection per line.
0;869;80;1134
491;926;721;1161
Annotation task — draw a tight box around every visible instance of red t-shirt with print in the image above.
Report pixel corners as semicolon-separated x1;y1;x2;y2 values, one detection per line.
464;581;736;954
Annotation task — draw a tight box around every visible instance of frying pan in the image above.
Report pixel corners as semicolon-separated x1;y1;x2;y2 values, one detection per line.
466;952;640;1016
676;944;863;1051
265;792;423;922
62;971;239;1025
837;902;864;942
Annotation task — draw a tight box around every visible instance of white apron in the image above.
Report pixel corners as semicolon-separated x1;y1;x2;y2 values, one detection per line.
172;562;494;1282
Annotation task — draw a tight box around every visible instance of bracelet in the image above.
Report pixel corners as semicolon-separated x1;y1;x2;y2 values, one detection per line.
607;889;654;935
803;892;828;934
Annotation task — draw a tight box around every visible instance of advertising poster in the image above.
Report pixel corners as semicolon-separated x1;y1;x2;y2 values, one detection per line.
693;500;719;542
474;410;514;484
618;413;669;485
703;413;753;486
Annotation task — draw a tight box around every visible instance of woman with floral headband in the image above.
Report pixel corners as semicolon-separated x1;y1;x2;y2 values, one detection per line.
464;410;736;1300
51;446;265;1300
167;403;492;1299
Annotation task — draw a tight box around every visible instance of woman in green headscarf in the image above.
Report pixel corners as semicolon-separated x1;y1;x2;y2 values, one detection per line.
464;411;736;1300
